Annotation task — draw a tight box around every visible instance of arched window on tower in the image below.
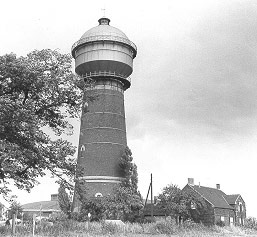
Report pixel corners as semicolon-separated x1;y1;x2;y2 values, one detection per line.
80;145;86;152
83;102;89;113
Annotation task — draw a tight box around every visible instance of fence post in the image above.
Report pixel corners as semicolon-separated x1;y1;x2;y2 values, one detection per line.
12;214;16;235
32;214;36;236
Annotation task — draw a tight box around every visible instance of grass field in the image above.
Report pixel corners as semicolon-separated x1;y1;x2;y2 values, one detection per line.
1;219;257;236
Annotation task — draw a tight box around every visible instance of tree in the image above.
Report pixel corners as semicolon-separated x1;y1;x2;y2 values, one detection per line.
102;147;143;222
158;184;206;223
8;201;23;219
0;49;85;197
105;185;143;222
0;202;4;219
77;147;143;222
79;197;107;222
58;182;72;218
120;147;139;192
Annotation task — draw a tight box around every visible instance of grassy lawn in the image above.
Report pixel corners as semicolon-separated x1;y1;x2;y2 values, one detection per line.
1;220;257;236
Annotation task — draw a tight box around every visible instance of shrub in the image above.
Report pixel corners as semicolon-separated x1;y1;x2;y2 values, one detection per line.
125;222;144;234
154;221;177;234
0;226;9;236
87;222;102;234
143;220;177;235
102;222;117;234
141;216;156;223
245;217;257;230
183;219;202;229
70;212;81;221
216;220;225;227
101;222;125;235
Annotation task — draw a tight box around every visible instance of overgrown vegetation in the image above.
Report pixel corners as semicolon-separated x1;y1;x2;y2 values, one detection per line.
1;219;257;236
157;183;207;223
7;201;23;219
58;182;72;219
245;217;257;230
70;147;144;222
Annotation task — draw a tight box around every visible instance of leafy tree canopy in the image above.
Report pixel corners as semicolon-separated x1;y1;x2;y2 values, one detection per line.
120;146;139;192
0;49;84;198
8;200;23;219
105;185;143;222
158;184;206;222
58;182;72;218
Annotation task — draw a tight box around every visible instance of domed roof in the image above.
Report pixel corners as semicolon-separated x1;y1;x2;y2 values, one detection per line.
71;17;137;58
80;18;129;40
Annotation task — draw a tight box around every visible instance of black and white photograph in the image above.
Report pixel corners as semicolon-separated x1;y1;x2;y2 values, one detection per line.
0;0;257;236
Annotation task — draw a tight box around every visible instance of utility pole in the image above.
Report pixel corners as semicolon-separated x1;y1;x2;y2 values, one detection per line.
12;214;16;235
144;173;154;222
150;173;153;222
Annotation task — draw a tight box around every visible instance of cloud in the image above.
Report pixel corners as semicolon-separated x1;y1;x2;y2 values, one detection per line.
127;1;257;140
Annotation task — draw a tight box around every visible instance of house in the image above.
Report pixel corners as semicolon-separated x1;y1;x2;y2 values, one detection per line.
182;178;246;226
21;194;61;219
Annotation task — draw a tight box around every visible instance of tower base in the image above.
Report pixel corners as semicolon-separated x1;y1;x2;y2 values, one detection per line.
72;177;124;212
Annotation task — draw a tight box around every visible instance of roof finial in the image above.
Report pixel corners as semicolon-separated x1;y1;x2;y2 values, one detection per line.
101;7;106;17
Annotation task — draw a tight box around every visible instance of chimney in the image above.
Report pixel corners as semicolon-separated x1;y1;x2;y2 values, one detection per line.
188;178;194;186
216;184;220;190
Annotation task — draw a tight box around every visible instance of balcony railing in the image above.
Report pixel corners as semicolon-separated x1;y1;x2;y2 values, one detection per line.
81;71;131;83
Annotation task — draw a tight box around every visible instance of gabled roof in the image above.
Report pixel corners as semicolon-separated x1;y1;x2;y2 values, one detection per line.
225;194;240;205
22;201;60;212
186;184;233;209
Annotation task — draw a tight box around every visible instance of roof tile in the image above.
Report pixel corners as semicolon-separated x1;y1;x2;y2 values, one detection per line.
189;185;233;209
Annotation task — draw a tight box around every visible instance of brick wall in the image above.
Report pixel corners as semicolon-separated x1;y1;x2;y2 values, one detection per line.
214;208;235;225
75;80;127;198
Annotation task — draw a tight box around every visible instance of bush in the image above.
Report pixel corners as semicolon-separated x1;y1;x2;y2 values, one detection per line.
0;226;9;236
126;222;144;234
102;222;117;235
143;220;177;235
49;212;69;223
245;217;257;230
155;221;177;234
183;219;201;229
216;220;225;227
101;222;125;235
70;212;81;221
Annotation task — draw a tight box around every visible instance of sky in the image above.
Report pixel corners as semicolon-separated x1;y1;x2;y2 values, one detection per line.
1;0;257;217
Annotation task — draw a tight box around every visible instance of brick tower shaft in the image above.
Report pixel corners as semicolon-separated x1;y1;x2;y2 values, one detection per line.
71;17;137;208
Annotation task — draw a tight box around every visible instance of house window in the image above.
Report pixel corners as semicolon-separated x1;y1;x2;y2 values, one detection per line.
240;204;243;212
221;216;225;222
230;217;234;225
239;218;241;224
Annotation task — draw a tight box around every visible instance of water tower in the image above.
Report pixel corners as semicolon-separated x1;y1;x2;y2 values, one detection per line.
71;17;137;203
